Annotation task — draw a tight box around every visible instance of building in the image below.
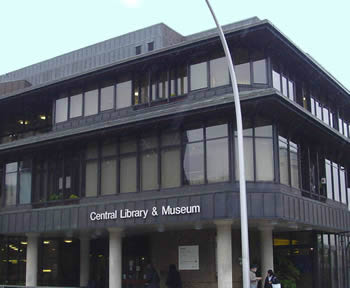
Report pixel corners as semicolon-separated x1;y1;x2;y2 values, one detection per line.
0;17;349;288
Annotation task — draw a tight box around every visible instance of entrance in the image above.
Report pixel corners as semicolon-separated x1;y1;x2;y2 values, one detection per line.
90;235;150;288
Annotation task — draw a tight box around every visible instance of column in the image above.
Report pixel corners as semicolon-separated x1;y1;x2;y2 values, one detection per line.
260;226;274;277
216;222;233;288
109;228;123;288
26;233;39;287
80;234;90;287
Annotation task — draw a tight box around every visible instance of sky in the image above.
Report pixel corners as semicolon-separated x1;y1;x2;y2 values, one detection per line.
0;0;349;90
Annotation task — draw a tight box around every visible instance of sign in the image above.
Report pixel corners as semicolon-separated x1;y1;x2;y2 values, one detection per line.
89;205;200;221
178;245;199;270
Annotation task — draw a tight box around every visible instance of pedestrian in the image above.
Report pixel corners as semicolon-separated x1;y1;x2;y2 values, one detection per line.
264;270;280;288
249;264;262;288
145;263;160;288
166;264;182;288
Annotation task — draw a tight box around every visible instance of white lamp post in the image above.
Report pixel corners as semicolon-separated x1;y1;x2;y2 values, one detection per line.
204;1;251;288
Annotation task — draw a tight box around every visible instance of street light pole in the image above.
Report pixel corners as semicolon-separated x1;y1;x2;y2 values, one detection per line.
204;1;250;288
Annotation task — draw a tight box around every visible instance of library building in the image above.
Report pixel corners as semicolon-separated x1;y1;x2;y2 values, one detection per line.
0;17;349;288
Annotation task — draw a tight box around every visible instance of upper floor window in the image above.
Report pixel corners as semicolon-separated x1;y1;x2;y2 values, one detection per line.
116;78;132;108
273;68;295;101
325;159;347;204
135;45;142;55
252;59;267;84
84;87;99;116
55;97;68;123
279;136;299;188
190;61;208;91
70;93;83;118
100;82;115;111
147;42;154;52
210;57;230;88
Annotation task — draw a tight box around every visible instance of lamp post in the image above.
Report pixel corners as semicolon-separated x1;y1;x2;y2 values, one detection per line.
204;1;250;288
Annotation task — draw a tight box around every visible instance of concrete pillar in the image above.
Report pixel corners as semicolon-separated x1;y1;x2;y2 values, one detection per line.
109;228;123;288
260;226;274;277
26;233;39;287
216;222;233;288
80;234;90;287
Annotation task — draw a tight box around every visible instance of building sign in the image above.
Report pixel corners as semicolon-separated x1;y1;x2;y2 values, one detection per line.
178;245;199;270
89;205;200;221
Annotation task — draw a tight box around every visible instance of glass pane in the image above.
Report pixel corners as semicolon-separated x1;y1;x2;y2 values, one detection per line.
236;63;251;85
344;122;348;137
141;151;158;191
85;161;98;197
325;160;333;199
207;138;229;183
20;170;31;204
86;143;98;159
161;131;181;146
140;76;149;104
158;71;168;99
6;162;18;173
323;107;329;125
288;80;294;101
70;94;82;118
272;71;281;91
255;125;273;137
101;159;117;195
206;124;228;139
102;140;116;157
100;85;114;111
161;148;181;188
290;141;299;188
279;137;289;185
339;118;343;134
235;136;254;181
117;80;132;108
190;62;208;90
184;142;204;185
170;69;176;97
140;136;158;150
282;76;288;97
311;98;315;115
333;163;339;201
55;97;68;123
5;172;17;205
120;138;137;154
184;128;203;142
340;167;346;204
210;57;229;87
256;138;274;181
84;89;98;116
316;101;322;120
120;156;137;193
253;59;267;84
177;66;188;95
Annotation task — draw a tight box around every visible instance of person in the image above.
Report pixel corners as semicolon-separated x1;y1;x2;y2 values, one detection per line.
166;264;182;288
145;263;160;288
249;264;262;288
264;270;279;288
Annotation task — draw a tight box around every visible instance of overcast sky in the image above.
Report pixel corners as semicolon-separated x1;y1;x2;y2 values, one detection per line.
0;0;349;90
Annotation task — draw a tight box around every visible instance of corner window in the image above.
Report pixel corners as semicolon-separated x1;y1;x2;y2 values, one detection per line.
253;59;267;84
235;63;251;85
190;62;208;91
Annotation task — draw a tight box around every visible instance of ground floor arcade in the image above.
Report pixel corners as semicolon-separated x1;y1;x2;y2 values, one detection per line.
0;221;349;288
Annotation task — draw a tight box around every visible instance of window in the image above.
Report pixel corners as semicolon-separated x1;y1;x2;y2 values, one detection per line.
147;42;154;51
19;160;31;204
55;97;68;123
210;57;229;88
84;89;98;116
69;93;82;118
152;71;168;100
177;66;188;96
183;128;204;184
272;70;281;91
141;136;158;191
282;76;288;97
5;162;18;206
206;124;229;183
288;80;294;101
255;125;274;181
161;132;181;188
236;63;251;85
135;45;141;55
253;59;267;84
101;140;117;195
190;62;208;90
120;138;137;193
325;160;333;199
134;75;149;105
100;84;114;111
235;128;254;181
116;79;132;108
85;143;98;197
279;136;299;188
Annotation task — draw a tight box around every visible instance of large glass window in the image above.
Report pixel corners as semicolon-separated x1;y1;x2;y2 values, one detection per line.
190;62;208;90
161;132;181;188
5;162;18;206
332;162;340;202
279;136;289;185
253;59;267;84
235;128;254;181
210;57;229;88
340;167;346;204
101;140;117;195
206;124;229;183
272;70;281;91
290;141;299;188
69;94;82;118
84;89;98;116
55;97;68;123
325;159;333;199
235;63;251;85
85;143;98;197
255;125;274;181
100;84;114;111
116;80;132;108
120;138;137;193
19;160;31;204
183;128;204;185
141;136;158;191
